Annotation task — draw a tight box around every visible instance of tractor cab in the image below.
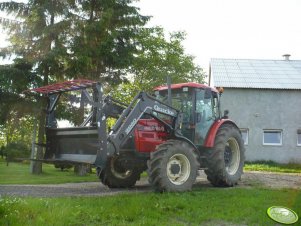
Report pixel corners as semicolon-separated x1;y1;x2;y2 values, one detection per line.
154;83;220;145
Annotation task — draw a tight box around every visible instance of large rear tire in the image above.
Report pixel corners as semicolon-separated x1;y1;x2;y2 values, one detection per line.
99;155;142;188
148;139;200;192
205;124;245;187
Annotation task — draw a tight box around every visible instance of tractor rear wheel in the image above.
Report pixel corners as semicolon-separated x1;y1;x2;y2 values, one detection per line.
148;139;200;192
205;124;245;187
99;155;142;188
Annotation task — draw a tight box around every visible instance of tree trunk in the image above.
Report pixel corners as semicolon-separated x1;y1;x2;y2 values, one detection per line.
31;110;45;174
74;164;91;176
31;73;48;174
30;117;37;173
30;50;50;172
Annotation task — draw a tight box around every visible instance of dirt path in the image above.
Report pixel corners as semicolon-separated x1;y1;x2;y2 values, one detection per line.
241;171;301;189
0;171;300;197
0;180;151;198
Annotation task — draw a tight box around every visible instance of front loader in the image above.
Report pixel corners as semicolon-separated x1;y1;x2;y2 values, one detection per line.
28;79;245;192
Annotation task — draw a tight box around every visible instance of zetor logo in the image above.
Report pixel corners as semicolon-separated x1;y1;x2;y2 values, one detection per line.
125;118;137;135
154;105;175;116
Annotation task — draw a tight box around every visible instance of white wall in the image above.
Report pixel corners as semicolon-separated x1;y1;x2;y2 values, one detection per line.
221;88;301;163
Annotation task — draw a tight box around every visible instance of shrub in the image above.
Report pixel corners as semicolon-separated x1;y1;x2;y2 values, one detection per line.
0;146;4;158
4;141;30;162
54;163;73;171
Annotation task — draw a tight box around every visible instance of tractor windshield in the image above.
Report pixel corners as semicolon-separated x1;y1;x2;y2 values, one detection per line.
155;88;193;123
155;88;194;140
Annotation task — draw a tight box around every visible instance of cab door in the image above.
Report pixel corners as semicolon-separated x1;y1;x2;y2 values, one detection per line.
194;88;215;145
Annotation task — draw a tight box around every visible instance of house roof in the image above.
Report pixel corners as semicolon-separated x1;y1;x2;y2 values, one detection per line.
210;58;301;90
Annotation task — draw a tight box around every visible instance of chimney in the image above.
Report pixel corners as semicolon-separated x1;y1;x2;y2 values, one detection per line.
282;54;291;61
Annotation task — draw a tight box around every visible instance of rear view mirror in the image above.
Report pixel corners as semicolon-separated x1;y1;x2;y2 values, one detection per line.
223;110;229;119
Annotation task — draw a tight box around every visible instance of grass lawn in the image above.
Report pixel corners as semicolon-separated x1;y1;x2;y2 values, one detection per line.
1;159;300;225
0;159;98;184
1;158;301;185
244;161;301;174
0;188;300;226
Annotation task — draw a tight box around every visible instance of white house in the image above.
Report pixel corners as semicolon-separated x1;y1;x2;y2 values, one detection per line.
210;57;301;163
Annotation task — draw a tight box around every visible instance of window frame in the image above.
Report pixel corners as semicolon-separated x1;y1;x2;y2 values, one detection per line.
240;128;249;145
263;130;282;146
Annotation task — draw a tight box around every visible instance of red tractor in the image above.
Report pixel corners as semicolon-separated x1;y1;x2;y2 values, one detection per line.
29;79;245;192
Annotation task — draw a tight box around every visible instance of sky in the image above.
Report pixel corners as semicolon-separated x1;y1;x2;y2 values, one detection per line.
135;0;301;72
1;0;301;72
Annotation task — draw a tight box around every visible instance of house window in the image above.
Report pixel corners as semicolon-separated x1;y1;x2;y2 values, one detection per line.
297;129;301;146
263;130;282;145
240;129;248;145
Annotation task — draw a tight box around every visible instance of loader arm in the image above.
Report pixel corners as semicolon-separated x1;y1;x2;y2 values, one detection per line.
94;91;184;168
27;80;189;171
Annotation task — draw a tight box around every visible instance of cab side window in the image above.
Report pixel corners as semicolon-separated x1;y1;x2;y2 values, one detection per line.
196;90;213;122
195;89;214;145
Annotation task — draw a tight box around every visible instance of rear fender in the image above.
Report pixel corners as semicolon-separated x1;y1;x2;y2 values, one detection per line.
204;119;240;148
174;135;201;157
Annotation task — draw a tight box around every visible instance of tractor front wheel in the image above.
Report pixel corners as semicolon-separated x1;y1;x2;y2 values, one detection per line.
99;155;142;188
148;139;200;192
205;124;245;187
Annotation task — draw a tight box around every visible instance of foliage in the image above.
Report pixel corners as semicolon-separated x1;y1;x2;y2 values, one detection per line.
109;27;206;104
2;115;35;146
0;146;4;158
108;81;141;105
0;0;62;172
0;0;151;84
66;0;150;85
4;141;30;162
0;1;89;172
0;188;300;225
131;27;205;92
0;59;38;151
0;196;25;220
0;59;38;126
245;161;301;174
0;0;74;80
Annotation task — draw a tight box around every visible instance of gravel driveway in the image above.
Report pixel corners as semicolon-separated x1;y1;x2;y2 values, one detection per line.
0;171;300;197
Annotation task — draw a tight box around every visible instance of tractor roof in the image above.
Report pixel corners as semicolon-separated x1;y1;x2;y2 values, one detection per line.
154;82;218;92
26;79;97;95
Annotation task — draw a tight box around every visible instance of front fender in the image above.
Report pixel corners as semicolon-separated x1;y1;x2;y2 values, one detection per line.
204;119;240;148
